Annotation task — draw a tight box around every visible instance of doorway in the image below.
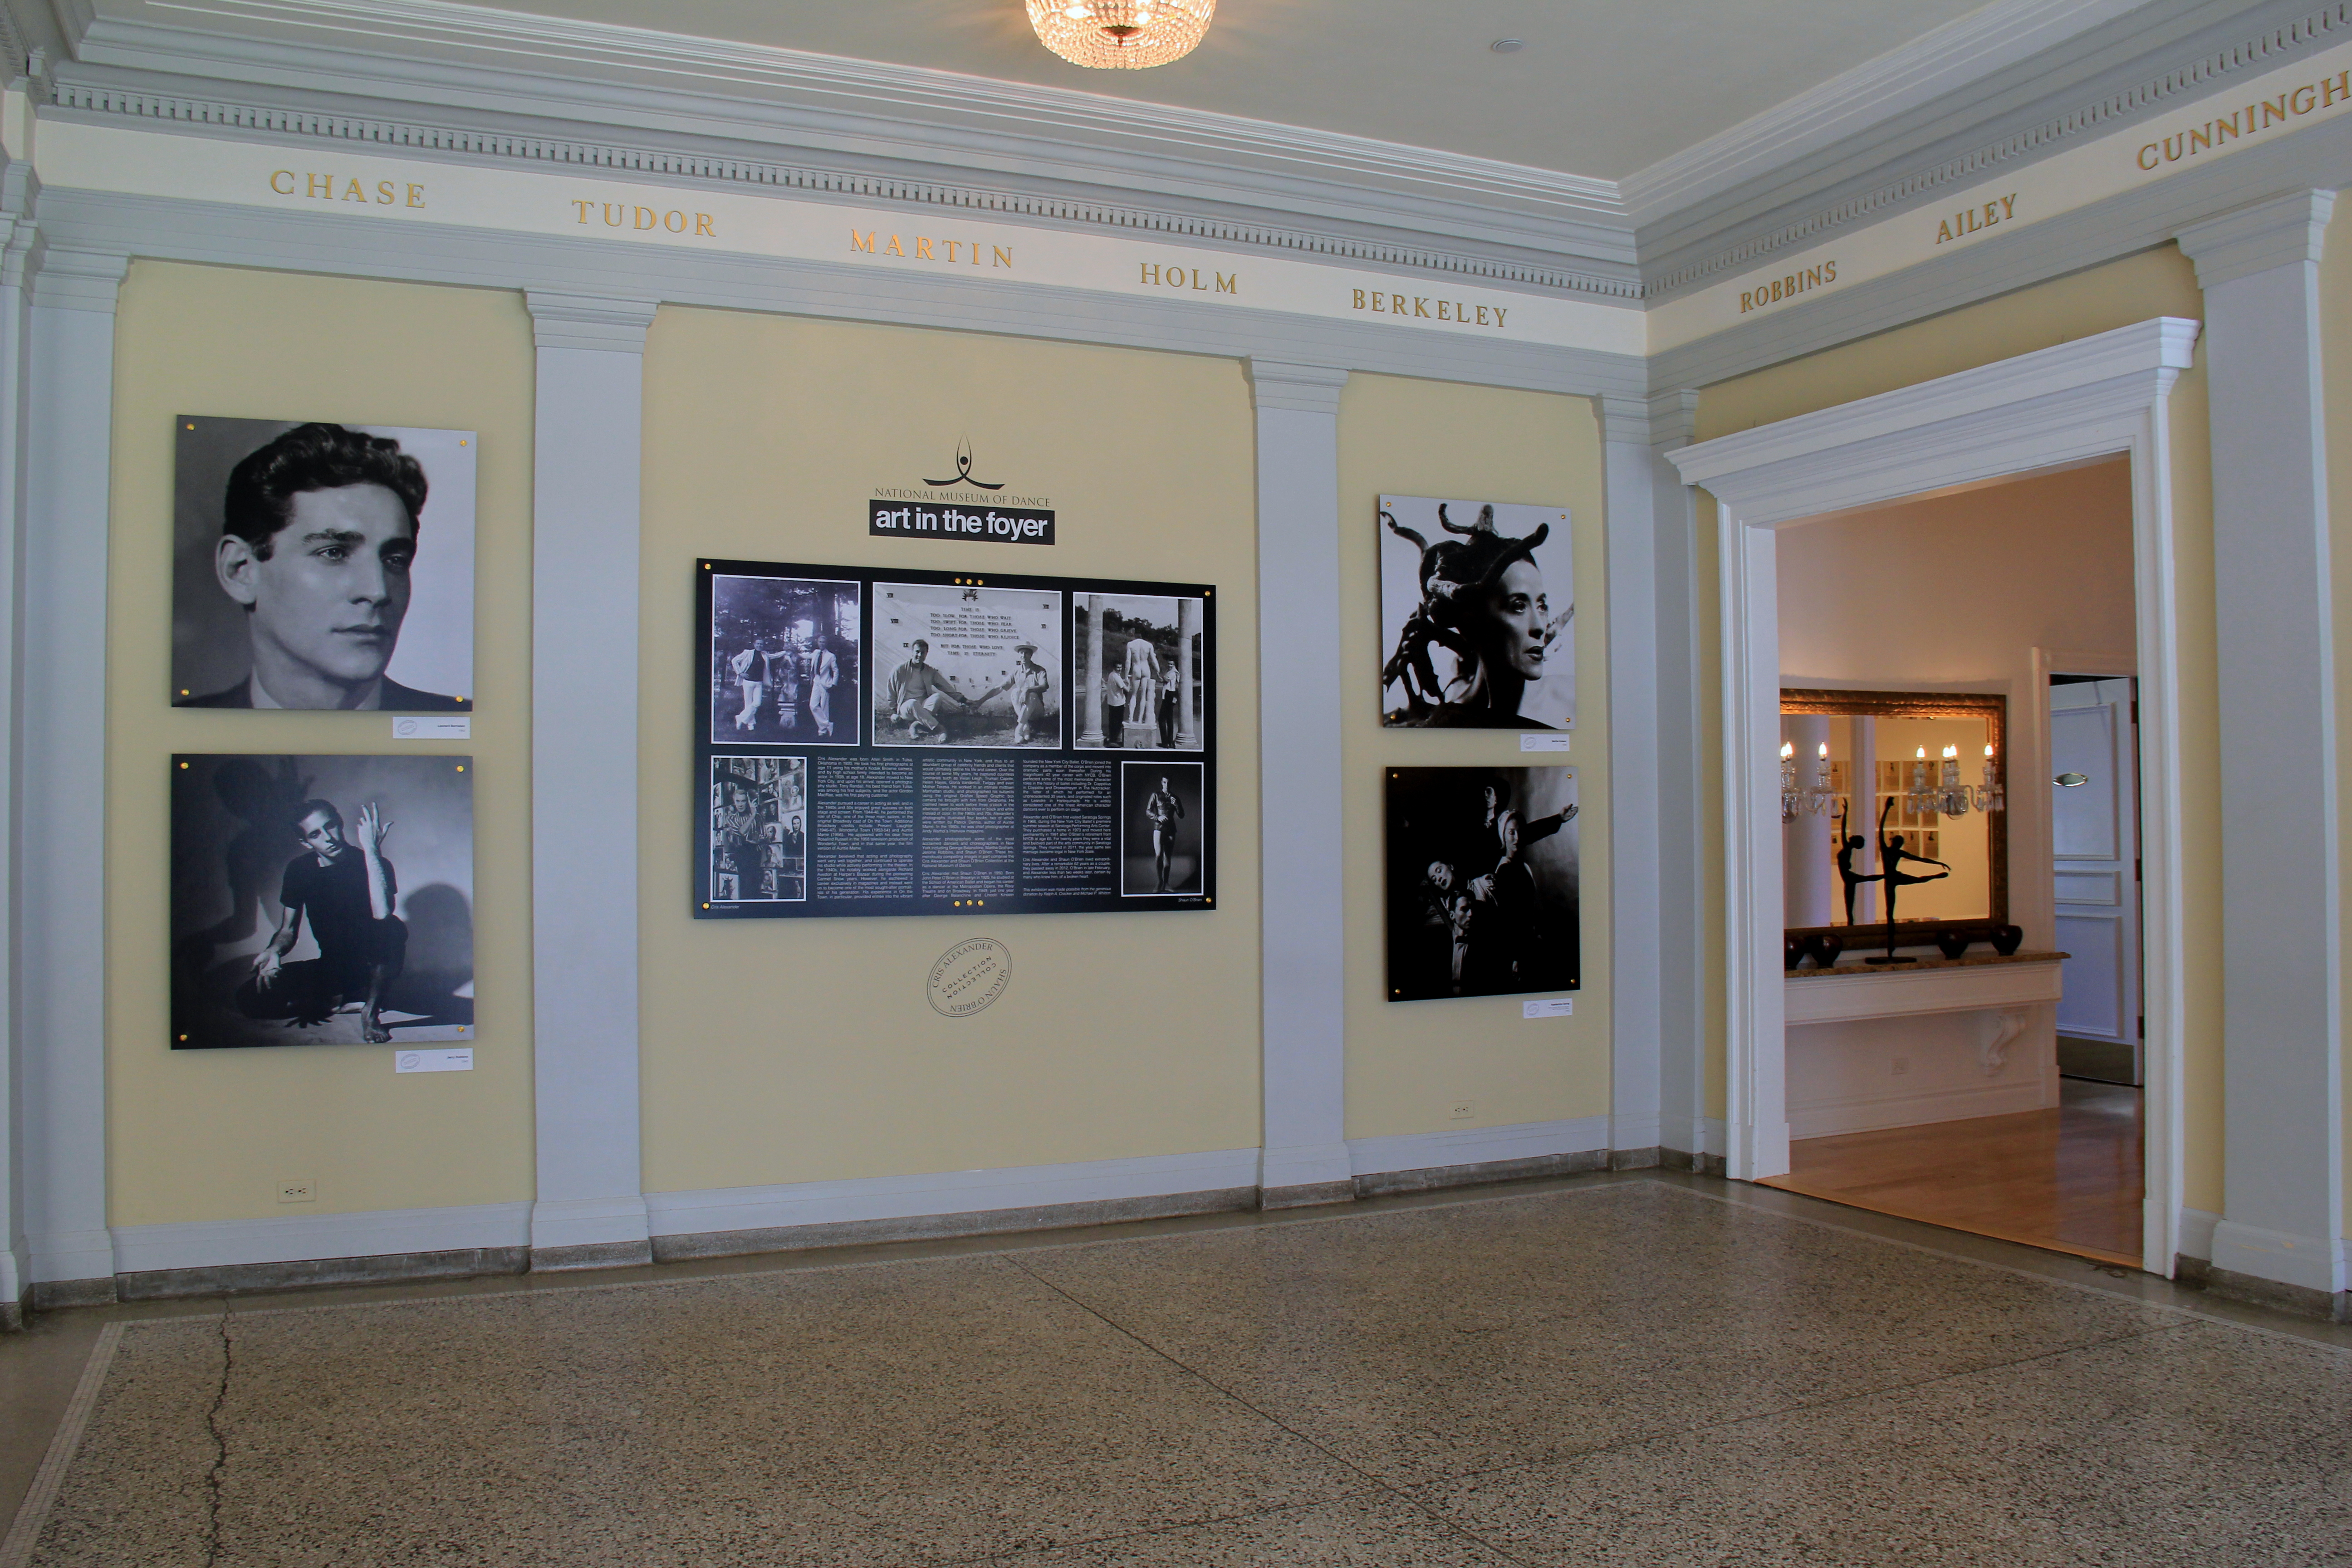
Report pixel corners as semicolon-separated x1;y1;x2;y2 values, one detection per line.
1665;316;2195;1275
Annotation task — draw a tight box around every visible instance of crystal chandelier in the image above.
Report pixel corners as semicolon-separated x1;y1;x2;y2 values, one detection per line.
1780;740;1835;822
1903;744;2005;817
1027;0;1215;69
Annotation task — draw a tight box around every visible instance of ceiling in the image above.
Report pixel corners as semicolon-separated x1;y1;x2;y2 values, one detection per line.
455;0;1999;181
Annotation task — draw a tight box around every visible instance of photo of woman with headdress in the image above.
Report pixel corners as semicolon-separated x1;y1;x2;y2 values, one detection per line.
1377;495;1574;730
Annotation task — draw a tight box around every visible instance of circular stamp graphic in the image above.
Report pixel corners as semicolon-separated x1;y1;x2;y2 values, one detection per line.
928;938;1012;1017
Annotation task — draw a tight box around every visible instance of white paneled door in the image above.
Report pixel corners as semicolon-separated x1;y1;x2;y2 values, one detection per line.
2050;677;2141;1082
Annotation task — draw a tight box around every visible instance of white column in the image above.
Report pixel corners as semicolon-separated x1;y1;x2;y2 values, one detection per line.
1246;359;1352;1206
2177;192;2347;1304
0;194;38;1321
526;292;660;1269
1598;395;1663;1162
19;247;128;1301
1646;391;1714;1168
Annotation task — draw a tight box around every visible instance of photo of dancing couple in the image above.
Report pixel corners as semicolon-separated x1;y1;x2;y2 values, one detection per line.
1386;766;1579;1002
1379;495;1574;731
709;573;860;745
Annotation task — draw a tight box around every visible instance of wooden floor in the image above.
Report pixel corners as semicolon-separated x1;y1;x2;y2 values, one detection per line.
1760;1079;2145;1267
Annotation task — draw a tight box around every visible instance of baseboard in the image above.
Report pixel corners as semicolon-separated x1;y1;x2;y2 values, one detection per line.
118;1247;529;1302
2210;1219;2350;1298
1346;1116;1612;1183
2196;1263;2352;1324
1788;1081;2049;1140
2176;1206;2220;1263
111;1201;532;1275
653;1186;1259;1261
645;1147;1264;1241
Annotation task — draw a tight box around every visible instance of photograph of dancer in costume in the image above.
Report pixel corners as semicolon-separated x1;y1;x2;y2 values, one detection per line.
1378;496;1575;730
1384;766;1580;1000
1120;762;1204;896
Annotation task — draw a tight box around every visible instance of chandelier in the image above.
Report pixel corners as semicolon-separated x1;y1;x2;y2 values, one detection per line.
1027;0;1215;68
1780;740;1835;821
1903;744;2005;817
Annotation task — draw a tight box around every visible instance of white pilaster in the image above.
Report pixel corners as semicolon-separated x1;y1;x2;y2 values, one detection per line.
1598;395;1663;1160
526;292;659;1268
1246;359;1353;1205
2177;192;2348;1301
0;165;37;1318
20;246;127;1296
1646;390;1712;1165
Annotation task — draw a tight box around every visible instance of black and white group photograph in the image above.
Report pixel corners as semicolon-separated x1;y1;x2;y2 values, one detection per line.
1074;593;1205;751
873;582;1063;748
172;416;476;711
1121;761;1203;897
1378;495;1574;731
708;755;808;904
170;754;476;1049
1385;765;1579;1001
708;573;862;745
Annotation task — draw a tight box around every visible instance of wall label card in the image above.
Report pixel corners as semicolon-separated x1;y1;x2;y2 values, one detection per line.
696;559;1215;918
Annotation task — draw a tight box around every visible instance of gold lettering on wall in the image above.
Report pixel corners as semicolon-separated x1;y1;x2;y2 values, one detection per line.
1933;194;2018;245
848;230;1014;269
1138;261;1240;295
2136;68;2352;171
1737;260;1839;315
269;171;426;208
570;199;718;238
1348;288;1509;329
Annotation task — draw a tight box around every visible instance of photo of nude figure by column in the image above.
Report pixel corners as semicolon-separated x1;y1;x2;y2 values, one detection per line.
171;417;476;710
873;583;1063;748
1121;761;1204;897
1378;495;1574;731
1385;766;1579;1001
170;754;475;1049
709;574;862;746
708;755;808;904
1074;593;1205;751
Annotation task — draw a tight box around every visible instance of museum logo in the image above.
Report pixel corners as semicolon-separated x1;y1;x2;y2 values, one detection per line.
872;441;1056;546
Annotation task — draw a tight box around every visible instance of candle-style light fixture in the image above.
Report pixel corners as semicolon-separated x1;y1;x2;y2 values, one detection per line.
1904;741;2005;817
1781;740;1835;821
1028;0;1215;68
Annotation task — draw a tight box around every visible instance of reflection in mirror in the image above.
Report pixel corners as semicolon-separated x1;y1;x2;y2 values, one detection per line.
1782;689;2008;955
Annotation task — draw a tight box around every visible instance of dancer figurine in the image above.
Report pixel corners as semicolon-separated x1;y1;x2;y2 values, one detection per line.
1869;796;1950;963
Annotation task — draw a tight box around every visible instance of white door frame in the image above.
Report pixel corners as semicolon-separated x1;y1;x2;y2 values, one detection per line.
1666;317;2199;1274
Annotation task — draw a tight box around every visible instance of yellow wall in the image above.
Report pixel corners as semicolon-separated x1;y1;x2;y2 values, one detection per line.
637;309;1262;1192
1692;245;2223;1213
1336;374;1611;1139
106;263;537;1226
2317;206;2352;1240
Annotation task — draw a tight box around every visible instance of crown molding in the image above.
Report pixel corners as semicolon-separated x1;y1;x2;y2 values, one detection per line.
2175;186;2334;284
1639;0;2349;301
55;0;1645;278
1618;0;2150;225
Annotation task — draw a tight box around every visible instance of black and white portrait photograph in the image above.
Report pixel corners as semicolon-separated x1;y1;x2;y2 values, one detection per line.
1385;766;1579;1001
873;582;1063;748
708;574;862;746
1378;495;1574;730
1074;593;1205;752
172;417;476;710
1121;761;1203;897
171;754;475;1049
708;755;808;904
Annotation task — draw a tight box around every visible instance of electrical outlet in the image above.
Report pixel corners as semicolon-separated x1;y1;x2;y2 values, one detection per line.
1450;1101;1475;1121
1891;1057;1911;1078
277;1179;315;1205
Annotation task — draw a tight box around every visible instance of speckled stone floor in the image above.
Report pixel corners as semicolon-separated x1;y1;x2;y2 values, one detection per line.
5;1176;2351;1566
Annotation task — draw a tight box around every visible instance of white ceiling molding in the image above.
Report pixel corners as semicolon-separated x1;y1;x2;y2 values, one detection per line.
1617;0;2149;225
1642;0;2352;299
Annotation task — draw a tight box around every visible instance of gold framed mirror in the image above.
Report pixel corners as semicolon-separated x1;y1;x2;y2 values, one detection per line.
1781;688;2008;954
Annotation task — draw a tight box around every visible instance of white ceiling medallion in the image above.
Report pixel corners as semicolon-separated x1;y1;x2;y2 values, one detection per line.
1026;0;1215;69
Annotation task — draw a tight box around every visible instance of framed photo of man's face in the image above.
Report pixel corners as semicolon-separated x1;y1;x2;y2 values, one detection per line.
171;416;477;711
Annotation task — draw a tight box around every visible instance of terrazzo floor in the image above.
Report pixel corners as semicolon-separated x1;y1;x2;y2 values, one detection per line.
4;1175;2351;1566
